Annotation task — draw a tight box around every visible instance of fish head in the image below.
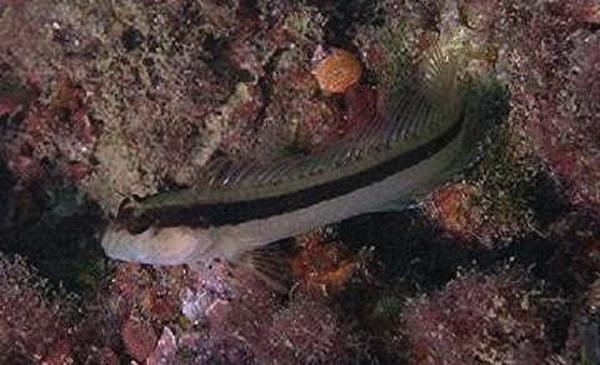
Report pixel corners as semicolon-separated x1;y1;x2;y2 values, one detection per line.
101;223;214;265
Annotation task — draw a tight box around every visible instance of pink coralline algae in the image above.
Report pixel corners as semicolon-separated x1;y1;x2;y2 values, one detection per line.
110;263;186;323
2;76;97;187
178;259;281;363
175;258;365;364
0;255;76;363
400;271;553;365
121;317;158;362
504;0;600;211
0;0;599;363
146;327;178;365
254;294;361;364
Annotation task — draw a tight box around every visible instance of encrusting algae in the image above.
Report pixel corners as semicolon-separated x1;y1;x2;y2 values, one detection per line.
2;1;598;363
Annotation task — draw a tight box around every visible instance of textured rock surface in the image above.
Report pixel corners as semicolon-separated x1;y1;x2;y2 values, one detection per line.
0;0;598;363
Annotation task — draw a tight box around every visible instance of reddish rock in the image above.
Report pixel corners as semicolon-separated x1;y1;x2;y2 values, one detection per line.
86;347;120;365
505;0;600;210
571;1;600;25
41;341;74;365
146;327;178;365
0;255;75;363
1;1;598;363
64;162;93;183
121;318;157;362
401;271;553;364
179;258;367;364
255;294;361;364
110;263;187;323
344;84;378;131
0;96;18;116
6;153;44;184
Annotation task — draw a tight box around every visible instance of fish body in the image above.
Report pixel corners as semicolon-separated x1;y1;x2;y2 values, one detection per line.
102;47;482;267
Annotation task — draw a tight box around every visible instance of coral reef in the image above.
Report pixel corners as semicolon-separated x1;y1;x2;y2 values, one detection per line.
0;0;598;363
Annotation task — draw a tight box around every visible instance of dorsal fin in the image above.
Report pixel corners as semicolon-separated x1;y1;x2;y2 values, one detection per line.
127;44;464;214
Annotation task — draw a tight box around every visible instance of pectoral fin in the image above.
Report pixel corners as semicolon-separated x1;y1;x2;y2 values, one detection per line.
236;240;297;293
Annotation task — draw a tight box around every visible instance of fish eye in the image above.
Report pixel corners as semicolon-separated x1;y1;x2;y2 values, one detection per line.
115;202;153;234
127;215;153;234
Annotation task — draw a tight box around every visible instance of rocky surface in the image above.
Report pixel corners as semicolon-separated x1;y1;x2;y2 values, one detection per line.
0;0;598;363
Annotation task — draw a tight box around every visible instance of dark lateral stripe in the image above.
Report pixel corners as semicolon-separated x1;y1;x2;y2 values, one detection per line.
123;114;465;232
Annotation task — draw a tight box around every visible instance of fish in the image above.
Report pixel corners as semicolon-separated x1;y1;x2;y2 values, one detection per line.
101;45;485;277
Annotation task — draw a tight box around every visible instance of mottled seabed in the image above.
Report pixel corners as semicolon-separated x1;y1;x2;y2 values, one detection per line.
0;1;598;364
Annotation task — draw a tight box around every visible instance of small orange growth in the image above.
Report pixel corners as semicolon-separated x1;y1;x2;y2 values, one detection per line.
291;232;357;296
312;48;363;94
428;183;483;242
433;185;473;230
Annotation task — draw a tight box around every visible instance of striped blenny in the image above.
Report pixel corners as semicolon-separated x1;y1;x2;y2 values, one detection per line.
101;46;484;272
